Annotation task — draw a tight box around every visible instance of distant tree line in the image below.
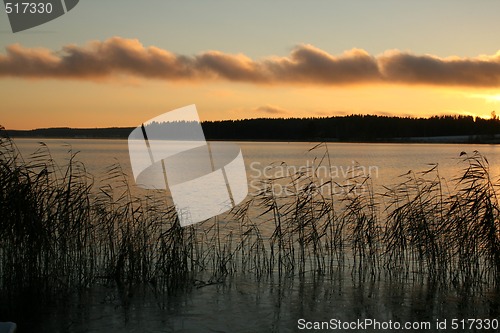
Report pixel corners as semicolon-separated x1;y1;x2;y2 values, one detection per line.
4;127;132;139
4;114;500;142
202;115;500;141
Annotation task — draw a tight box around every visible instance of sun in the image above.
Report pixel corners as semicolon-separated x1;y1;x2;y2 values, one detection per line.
467;92;500;104
486;94;500;102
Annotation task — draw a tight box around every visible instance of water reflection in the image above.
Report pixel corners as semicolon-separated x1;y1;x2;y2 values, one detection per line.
3;273;499;333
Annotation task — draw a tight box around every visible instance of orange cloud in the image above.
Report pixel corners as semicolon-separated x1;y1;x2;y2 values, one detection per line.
264;46;379;84
2;37;500;87
378;50;500;87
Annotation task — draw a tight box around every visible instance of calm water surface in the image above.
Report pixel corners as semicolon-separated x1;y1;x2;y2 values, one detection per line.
12;138;500;188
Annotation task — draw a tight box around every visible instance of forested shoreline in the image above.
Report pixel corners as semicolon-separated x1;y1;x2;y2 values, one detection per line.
5;114;500;142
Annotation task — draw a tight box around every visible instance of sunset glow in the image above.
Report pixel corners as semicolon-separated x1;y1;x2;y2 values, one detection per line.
2;1;500;129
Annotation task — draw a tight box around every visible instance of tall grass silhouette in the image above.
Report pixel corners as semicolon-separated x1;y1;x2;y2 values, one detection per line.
1;130;500;304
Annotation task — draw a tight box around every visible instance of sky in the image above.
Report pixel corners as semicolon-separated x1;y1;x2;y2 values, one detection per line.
2;0;500;129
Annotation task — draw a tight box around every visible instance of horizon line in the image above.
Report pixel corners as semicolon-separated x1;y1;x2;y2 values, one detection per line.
2;113;493;131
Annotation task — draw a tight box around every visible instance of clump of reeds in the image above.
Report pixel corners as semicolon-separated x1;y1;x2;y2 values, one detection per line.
381;152;500;288
246;146;500;289
446;152;500;287
0;131;198;299
0;133;95;295
382;166;450;282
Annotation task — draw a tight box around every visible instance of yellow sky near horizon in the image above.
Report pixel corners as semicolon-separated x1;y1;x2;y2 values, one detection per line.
1;76;499;130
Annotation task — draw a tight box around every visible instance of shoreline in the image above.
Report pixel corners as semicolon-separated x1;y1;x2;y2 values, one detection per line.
5;133;500;144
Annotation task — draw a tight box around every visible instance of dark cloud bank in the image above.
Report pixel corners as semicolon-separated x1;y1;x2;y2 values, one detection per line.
1;37;500;87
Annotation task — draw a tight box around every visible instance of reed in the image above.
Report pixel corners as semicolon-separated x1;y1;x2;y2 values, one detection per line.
1;131;500;303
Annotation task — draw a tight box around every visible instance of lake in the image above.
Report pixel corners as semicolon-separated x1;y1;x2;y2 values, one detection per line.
4;138;500;333
12;138;500;190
